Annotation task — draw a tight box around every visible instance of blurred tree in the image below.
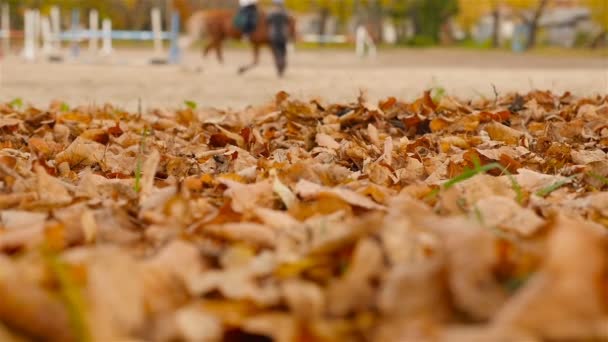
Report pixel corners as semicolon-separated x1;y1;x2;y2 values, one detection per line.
586;0;608;48
505;0;550;49
457;0;552;50
456;0;500;46
409;0;459;44
457;0;491;34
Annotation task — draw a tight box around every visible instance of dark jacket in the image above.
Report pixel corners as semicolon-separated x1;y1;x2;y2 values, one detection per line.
235;4;258;34
267;6;290;45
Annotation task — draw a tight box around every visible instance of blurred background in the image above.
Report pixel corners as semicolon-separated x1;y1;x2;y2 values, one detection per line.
0;0;606;109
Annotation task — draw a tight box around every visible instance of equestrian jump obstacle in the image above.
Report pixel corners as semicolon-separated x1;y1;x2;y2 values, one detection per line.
22;6;181;64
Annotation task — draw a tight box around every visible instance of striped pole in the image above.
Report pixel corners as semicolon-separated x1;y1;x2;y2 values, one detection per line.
168;12;180;64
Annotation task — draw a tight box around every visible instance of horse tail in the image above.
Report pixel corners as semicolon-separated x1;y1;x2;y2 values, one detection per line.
179;12;206;49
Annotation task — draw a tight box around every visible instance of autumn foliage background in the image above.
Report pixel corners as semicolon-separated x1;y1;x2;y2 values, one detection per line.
1;0;607;49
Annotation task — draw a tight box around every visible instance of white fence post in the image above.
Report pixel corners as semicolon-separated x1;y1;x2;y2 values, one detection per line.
1;3;9;56
51;6;61;51
151;8;163;57
50;6;61;52
356;25;377;59
89;9;99;54
101;19;112;56
33;10;41;55
23;10;35;61
41;16;53;56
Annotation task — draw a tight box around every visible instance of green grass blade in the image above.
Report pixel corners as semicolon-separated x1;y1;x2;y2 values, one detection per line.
9;98;23;109
431;87;446;104
426;160;523;205
134;128;150;193
588;172;608;187
442;162;502;190
184;100;197;110
535;176;575;198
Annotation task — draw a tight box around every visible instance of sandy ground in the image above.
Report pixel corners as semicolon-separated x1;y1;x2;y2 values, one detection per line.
0;48;607;110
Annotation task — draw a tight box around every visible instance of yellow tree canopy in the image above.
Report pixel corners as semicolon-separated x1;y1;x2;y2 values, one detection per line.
457;0;549;32
586;0;608;30
457;0;495;31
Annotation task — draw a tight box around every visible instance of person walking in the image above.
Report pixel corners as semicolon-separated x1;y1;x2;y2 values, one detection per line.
266;0;290;76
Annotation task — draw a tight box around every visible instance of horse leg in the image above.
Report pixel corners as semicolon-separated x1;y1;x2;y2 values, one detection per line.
216;41;224;64
203;41;213;58
203;40;223;64
238;43;260;75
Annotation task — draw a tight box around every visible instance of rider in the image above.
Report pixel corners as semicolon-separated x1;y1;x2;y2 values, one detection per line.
237;0;259;40
267;0;290;76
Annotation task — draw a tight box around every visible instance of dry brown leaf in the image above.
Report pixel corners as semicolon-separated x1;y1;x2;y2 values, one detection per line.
493;215;608;340
55;137;105;167
295;179;386;211
220;179;274;213
485;121;523;145
315;133;340;150
475;196;545;236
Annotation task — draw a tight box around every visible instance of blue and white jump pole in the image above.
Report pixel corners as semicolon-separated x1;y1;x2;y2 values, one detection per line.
31;6;181;64
169;11;181;64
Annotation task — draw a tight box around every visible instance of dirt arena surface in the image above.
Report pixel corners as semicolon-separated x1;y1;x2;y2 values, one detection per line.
1;48;607;110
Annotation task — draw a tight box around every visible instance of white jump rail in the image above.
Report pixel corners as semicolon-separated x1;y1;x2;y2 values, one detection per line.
301;33;348;44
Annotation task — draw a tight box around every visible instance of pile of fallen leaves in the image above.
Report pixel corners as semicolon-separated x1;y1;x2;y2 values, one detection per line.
0;90;608;341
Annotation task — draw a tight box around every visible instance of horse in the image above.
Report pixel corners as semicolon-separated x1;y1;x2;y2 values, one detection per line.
180;9;296;76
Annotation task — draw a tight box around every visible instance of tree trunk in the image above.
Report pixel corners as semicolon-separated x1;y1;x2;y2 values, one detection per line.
591;30;607;49
526;0;548;50
491;7;500;48
409;4;421;37
318;7;329;46
371;1;383;43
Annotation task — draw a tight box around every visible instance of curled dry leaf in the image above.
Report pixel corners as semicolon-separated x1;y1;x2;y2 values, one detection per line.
485;121;523;145
295;179;386;211
55;137;105;168
315;133;340;150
